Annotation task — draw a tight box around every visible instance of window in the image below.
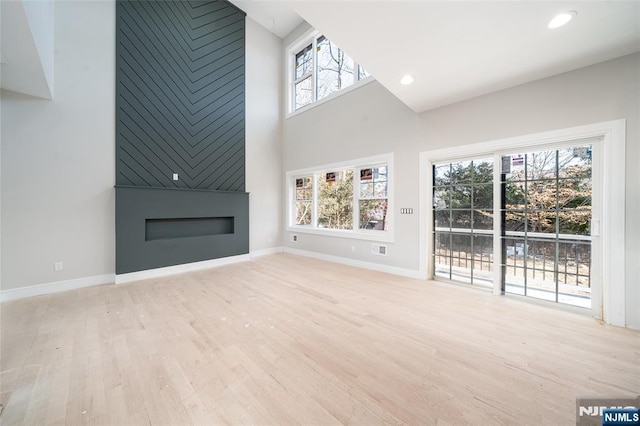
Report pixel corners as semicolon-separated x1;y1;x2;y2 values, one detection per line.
318;169;354;230
288;155;393;241
294;45;313;110
359;166;388;231
433;159;494;287
501;145;593;307
431;147;594;308
295;176;313;225
422;120;626;326
289;32;371;114
316;36;354;101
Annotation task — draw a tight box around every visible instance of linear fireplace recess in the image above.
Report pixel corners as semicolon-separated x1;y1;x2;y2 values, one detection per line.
115;186;249;275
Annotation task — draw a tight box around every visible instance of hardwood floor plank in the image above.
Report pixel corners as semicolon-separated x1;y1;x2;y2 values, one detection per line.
1;253;638;425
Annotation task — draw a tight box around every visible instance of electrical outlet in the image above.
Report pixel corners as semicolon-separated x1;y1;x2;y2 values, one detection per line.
54;262;63;272
290;234;298;242
172;173;179;181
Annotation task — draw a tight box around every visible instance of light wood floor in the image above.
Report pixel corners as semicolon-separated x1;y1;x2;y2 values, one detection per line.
1;253;638;425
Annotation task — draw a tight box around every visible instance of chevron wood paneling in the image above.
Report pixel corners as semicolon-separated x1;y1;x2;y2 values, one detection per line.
116;0;246;191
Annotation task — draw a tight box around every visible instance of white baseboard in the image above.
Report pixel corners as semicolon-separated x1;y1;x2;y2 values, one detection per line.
1;249;419;302
250;247;284;258
114;254;251;284
0;274;115;303
283;247;424;280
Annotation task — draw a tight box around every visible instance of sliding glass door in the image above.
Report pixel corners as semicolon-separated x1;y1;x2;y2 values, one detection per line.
501;144;592;308
432;143;593;308
433;159;494;287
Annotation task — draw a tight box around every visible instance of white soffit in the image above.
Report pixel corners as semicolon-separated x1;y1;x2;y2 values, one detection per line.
229;0;304;39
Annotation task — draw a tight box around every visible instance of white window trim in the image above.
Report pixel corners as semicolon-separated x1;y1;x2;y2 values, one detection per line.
285;28;375;120
287;153;394;243
419;120;626;327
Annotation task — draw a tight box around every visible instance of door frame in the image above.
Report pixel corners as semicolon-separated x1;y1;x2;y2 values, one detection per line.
419;120;626;326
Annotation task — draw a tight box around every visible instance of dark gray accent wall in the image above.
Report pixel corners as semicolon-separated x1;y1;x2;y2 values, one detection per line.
115;0;249;275
116;0;246;192
116;187;249;274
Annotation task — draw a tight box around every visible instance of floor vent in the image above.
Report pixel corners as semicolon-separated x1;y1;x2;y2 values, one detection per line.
372;244;387;256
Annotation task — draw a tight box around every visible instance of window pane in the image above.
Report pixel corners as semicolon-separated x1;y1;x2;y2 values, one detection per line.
374;166;387;180
473;184;493;209
451;234;473;269
374;182;387;198
505;181;526;210
451;161;473;184
358;65;370;80
527;151;556;180
295;76;312;110
473;210;493;230
526;180;557;211
559;210;591;235
296;201;312;225
317;169;353;230
559;146;592;179
434;188;449;210
316;36;354;100
451;210;472;229
473;235;494;285
434;165;450;186
435;210;450;229
451;186;471;208
359;199;387;230
528;211;556;233
360;166;387;199
295;176;313;225
360;182;373;198
434;232;451;278
473;159;493;183
505;211;527;232
295;44;312;80
559;179;591;210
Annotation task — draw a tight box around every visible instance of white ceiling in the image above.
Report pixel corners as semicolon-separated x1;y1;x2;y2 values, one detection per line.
238;0;640;113
230;0;304;38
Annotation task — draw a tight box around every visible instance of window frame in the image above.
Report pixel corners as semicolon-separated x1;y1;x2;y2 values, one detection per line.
286;29;374;118
419;119;627;327
287;153;394;242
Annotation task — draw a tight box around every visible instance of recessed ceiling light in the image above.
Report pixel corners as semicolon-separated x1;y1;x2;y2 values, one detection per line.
400;75;414;85
548;11;577;29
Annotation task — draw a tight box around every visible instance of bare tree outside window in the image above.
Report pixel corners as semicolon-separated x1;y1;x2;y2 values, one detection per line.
291;34;369;111
316;36;354;100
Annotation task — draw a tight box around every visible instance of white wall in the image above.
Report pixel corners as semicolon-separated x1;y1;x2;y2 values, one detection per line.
1;1;116;292
282;22;422;273
282;81;423;272
245;17;283;253
282;52;639;328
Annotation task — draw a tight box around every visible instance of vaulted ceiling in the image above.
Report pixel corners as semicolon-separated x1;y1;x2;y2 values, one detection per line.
232;0;640;113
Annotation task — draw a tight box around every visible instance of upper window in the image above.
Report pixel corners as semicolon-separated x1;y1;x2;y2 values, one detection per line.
289;32;371;113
